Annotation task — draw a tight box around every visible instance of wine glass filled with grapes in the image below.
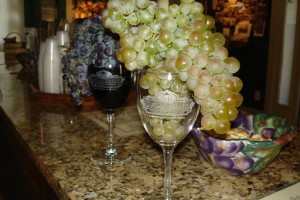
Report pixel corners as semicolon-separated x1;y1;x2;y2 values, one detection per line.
88;32;132;165
137;69;200;199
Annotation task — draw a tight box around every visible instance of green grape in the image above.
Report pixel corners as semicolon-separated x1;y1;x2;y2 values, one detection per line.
168;4;180;17
178;71;189;81
198;69;211;84
231;76;243;92
133;37;146;52
149;83;163;95
183;45;199;59
175;54;192;71
108;7;123;20
191;19;206;32
135;0;150;9
182;0;194;4
211;74;227;86
115;49;124;62
188;65;201;79
228;107;238;121
102;16;114;29
148;55;160;68
107;0;121;8
147;1;158;14
163;133;176;143
189;31;203;46
149;21;162;34
120;34;135;48
164;121;177;134
203;30;213;41
176;13;190;28
161;17;178;32
139;9;154;25
165;48;179;58
221;92;238;108
193;53;208;68
225;57;240;74
180;3;192;15
191;2;204;14
175;125;186;140
213;46;228;60
210;86;224;100
194;83;210;99
138;25;154;40
207;57;224;74
177;27;192;39
111;19;128;35
200;41;215;56
201;97;218;113
155;7;169;21
201;114;216;131
170;79;183;93
159;29;174;44
121;47;137;63
212;32;226;47
223;79;235;93
127;13;141;26
153;123;164;136
144;72;158;85
235;93;243;107
136;51;150;67
214;119;230;134
164;57;177;72
213;106;229;120
159;79;172;89
125;60;138;71
155;40;168;52
172;38;188;50
145;40;158;55
121;0;136;15
186;78;198;90
205;15;215;30
150;118;162;127
139;75;150;89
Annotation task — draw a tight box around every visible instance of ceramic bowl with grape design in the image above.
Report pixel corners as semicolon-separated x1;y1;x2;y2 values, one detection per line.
192;111;296;175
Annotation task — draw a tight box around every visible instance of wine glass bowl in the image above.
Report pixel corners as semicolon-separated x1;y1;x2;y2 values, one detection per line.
88;61;132;165
137;69;200;199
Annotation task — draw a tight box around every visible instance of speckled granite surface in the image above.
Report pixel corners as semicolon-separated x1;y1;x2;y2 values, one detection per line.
0;65;300;200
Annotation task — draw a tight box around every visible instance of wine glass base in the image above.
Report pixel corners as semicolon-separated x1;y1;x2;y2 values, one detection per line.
91;149;131;165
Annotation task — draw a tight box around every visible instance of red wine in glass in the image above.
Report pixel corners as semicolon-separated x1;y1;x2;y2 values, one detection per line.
88;61;132;165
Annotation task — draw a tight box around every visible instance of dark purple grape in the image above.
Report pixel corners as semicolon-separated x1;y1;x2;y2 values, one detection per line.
261;127;275;139
212;143;223;154
213;155;234;169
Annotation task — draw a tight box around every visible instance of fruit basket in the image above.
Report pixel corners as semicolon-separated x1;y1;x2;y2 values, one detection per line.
3;32;26;64
192;110;296;175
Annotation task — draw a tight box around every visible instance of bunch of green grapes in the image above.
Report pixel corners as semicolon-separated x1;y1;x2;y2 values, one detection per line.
103;0;244;135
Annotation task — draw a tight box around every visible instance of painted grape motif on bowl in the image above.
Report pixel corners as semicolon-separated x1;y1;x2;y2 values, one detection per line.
192;111;296;175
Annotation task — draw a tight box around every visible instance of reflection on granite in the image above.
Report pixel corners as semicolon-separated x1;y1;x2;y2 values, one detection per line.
0;65;300;200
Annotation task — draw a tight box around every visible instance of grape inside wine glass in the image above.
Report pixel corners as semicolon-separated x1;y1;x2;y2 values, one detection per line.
87;43;132;165
136;69;200;199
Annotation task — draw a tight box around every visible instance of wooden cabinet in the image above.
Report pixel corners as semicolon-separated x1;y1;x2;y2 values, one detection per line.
0;108;59;200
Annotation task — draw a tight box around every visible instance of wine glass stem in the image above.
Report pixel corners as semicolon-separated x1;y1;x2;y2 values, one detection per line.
163;147;175;200
106;113;117;160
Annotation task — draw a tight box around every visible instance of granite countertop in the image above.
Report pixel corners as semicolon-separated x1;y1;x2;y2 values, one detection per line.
0;65;300;200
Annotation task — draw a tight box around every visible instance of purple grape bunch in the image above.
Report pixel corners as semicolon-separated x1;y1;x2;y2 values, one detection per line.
192;111;295;175
61;16;120;106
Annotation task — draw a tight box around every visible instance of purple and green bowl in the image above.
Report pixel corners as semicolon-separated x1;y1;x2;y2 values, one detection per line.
192;111;296;176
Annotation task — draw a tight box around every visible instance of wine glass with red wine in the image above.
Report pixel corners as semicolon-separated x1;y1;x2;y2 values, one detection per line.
87;36;132;165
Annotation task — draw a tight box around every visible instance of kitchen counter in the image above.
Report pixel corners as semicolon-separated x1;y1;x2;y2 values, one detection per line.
0;64;299;200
